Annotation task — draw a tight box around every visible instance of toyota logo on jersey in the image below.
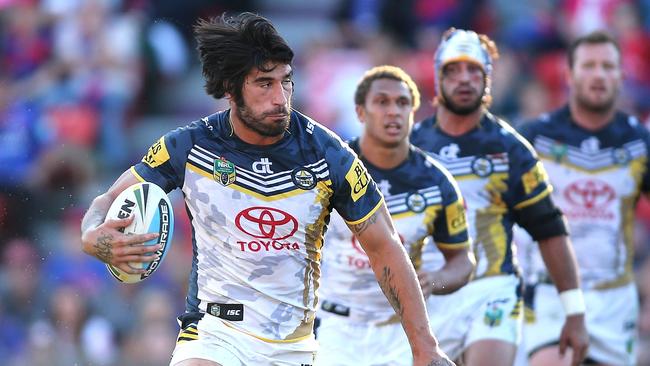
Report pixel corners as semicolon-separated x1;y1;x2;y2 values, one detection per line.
235;207;298;240
564;179;615;209
347;233;405;269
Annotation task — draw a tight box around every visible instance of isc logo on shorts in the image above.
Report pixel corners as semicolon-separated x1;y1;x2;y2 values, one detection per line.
207;303;244;321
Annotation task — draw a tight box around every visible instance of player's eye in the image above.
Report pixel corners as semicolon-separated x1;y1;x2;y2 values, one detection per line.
398;98;410;107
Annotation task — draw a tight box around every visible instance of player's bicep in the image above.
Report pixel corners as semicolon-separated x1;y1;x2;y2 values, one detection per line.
105;169;142;201
345;203;398;256
437;243;472;263
133;128;192;192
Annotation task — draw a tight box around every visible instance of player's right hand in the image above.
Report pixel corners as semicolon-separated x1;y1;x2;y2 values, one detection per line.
81;214;160;274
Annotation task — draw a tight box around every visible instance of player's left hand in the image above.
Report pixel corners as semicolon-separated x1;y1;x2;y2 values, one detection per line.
417;269;435;299
559;314;588;366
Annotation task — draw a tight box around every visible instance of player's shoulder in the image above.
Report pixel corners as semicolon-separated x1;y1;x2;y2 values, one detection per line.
411;115;437;139
410;144;445;174
485;112;529;146
517;106;568;140
615;111;650;139
484;112;539;160
409;145;459;188
162;111;226;147
292;110;344;143
292;110;355;158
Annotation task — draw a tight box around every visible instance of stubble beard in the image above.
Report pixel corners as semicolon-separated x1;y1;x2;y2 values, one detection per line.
236;101;291;137
440;88;484;116
575;87;617;114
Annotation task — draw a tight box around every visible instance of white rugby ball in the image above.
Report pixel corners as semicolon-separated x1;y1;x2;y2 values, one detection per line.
105;182;174;283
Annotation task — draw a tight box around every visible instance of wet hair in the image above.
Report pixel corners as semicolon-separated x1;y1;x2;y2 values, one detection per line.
194;12;294;106
354;65;421;111
567;30;621;69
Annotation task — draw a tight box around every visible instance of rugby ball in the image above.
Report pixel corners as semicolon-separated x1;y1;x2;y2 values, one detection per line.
105;182;174;283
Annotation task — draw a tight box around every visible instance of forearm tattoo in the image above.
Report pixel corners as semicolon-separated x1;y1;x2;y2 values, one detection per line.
94;233;113;263
379;266;403;318
349;210;378;236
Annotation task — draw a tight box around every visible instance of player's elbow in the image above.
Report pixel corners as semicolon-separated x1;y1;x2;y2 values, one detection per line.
456;250;476;288
437;250;476;295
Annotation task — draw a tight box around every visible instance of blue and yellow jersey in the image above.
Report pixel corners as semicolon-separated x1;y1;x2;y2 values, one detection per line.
519;106;650;289
411;112;551;279
319;139;469;323
132;109;383;341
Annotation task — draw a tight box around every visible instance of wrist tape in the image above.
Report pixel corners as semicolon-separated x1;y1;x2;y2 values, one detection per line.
559;288;586;316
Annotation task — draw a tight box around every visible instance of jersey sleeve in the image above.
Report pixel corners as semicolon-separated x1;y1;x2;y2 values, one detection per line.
328;141;383;225
431;171;470;249
508;133;553;211
131;124;195;193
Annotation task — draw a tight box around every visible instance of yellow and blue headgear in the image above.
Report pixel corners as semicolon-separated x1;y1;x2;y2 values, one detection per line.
434;28;499;106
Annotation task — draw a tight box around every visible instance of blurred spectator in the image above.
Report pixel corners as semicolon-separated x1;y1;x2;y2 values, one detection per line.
119;287;179;366
0;238;44;363
0;238;45;319
22;283;117;366
2;2;650;365
46;0;144;170
333;0;420;48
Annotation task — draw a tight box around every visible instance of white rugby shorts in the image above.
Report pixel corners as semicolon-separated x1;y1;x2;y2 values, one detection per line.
170;311;318;366
525;282;638;365
315;309;411;366
427;274;523;360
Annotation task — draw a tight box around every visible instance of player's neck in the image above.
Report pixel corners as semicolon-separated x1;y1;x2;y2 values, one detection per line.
436;106;484;136
569;99;616;132
358;136;409;170
229;110;285;146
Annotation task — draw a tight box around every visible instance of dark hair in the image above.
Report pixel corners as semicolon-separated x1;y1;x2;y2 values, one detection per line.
194;13;294;106
354;65;421;111
567;30;621;69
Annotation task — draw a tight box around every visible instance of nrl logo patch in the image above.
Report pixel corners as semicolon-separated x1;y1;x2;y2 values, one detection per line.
292;167;317;190
471;156;493;177
406;192;426;213
214;157;236;186
612;147;630;165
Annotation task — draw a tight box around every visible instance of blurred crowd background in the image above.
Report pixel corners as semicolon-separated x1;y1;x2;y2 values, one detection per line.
2;0;650;365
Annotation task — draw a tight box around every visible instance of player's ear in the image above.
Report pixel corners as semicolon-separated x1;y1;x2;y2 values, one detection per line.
355;104;366;124
564;64;573;89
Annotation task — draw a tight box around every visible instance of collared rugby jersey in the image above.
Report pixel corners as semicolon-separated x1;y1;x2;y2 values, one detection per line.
411;112;552;279
319;139;470;324
131;110;383;342
519;106;650;290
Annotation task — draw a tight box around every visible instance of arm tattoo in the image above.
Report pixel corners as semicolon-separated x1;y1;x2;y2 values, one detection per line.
94;233;114;263
349;210;378;236
81;206;107;233
378;266;404;318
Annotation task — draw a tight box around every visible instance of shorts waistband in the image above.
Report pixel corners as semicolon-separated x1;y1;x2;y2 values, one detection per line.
320;300;350;317
320;300;395;325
